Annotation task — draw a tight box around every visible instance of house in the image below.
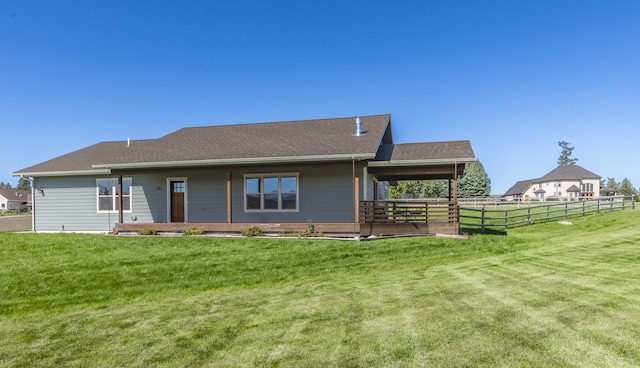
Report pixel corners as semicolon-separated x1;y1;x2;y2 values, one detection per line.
13;114;476;236
503;164;601;201
0;189;31;212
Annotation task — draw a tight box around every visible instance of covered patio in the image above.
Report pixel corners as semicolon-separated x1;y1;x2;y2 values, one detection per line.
358;158;466;237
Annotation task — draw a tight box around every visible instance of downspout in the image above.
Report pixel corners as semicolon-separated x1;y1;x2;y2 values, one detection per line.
23;176;35;232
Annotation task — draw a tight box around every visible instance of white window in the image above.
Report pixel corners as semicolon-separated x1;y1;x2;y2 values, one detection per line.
244;174;298;211
97;178;132;213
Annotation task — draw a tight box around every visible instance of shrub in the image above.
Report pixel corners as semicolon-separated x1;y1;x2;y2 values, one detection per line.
298;219;323;238
137;228;157;236
241;226;264;237
183;226;205;236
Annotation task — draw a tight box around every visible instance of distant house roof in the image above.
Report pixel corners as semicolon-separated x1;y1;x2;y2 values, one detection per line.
504;179;535;197
503;164;602;197
535;164;600;182
14;114;476;177
566;184;581;192
0;189;30;201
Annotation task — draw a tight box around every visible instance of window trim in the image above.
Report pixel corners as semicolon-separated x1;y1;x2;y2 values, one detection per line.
96;177;132;214
243;173;299;212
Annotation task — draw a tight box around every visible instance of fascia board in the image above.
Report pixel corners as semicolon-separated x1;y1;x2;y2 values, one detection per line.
12;169;112;177
368;157;477;167
91;153;375;169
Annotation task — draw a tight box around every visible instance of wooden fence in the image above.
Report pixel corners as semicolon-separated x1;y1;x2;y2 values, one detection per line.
459;196;635;232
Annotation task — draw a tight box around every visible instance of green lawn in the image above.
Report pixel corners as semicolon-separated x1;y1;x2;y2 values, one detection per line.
1;209;640;367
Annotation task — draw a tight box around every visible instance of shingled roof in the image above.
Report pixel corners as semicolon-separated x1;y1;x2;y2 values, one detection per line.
536;164;600;182
15;114;391;176
503;179;535;197
0;189;30;201
14;114;476;177
503;164;602;196
374;141;475;163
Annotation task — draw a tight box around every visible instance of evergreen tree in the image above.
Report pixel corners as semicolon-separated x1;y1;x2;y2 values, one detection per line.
16;177;31;191
618;178;638;198
457;161;491;198
0;182;12;189
606;177;619;190
557;141;578;165
390;180;449;199
422;180;448;198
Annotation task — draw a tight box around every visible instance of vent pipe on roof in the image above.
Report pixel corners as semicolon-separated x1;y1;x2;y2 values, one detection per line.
354;117;364;136
127;137;130;147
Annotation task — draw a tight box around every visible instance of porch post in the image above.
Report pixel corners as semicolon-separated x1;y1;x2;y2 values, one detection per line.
453;162;458;202
353;158;360;238
118;175;124;224
354;176;360;223
226;171;232;224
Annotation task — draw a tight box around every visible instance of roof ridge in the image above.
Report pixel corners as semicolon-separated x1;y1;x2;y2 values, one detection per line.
164;113;392;132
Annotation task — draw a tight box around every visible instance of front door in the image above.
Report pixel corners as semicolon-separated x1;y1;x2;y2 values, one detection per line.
170;181;185;222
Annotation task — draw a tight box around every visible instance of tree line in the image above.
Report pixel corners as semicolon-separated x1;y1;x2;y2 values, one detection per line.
0;178;31;191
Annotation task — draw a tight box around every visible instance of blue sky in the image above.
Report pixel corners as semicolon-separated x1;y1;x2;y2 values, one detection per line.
2;0;638;194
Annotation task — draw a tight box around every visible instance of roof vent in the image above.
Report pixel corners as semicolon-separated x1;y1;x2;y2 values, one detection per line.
353;117;364;137
127;137;130;147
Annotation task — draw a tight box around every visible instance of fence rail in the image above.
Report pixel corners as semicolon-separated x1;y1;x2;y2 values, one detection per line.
459;196;635;232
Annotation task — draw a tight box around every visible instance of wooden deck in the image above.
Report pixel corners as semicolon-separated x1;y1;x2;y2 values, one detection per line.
115;200;460;237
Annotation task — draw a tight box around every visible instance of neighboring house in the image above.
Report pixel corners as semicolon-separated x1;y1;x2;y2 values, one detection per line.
600;186;619;197
0;189;31;212
13;114;476;236
503;164;601;201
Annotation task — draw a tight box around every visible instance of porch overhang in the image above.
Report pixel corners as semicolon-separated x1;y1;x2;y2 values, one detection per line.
367;160;471;181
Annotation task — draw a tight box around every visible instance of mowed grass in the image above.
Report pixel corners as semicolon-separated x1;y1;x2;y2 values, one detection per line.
1;210;640;367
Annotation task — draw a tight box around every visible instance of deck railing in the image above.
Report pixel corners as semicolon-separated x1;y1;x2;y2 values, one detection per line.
359;200;458;224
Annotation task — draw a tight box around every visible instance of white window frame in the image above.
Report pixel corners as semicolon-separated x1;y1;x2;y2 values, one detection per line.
97;177;132;213
244;173;299;212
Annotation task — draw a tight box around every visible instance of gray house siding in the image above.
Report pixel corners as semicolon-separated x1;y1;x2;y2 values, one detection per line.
117;169;228;224
184;170;228;223
231;162;356;223
33;176;117;232
31;163;359;231
130;173;167;223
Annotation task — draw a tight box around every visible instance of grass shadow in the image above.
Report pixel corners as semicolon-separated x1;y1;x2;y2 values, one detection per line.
460;227;507;236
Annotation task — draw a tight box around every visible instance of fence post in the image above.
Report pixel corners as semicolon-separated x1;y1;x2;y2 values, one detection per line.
610;199;614;212
504;209;508;229
565;202;569;219
481;206;485;233
582;199;585;216
527;206;531;225
597;198;601;213
547;205;550;222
